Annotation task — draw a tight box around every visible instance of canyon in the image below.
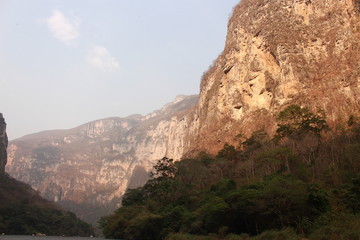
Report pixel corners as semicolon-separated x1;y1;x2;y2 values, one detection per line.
6;95;198;224
0;113;94;236
6;0;360;226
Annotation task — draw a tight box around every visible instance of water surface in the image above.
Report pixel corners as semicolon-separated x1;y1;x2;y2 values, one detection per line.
0;236;112;240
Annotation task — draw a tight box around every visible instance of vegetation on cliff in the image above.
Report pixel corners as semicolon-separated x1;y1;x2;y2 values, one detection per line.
0;173;94;236
100;105;360;240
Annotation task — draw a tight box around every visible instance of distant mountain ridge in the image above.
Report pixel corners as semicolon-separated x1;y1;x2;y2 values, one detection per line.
7;0;360;230
6;95;198;225
0;113;94;236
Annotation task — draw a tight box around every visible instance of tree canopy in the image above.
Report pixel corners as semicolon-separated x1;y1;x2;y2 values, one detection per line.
100;105;359;240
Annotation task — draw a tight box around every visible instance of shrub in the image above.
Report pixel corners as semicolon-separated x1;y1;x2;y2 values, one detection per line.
310;213;360;240
166;233;212;240
253;228;300;240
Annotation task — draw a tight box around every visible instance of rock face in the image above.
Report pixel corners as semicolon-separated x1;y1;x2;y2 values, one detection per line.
0;113;8;174
185;0;360;154
6;95;198;224
6;0;360;227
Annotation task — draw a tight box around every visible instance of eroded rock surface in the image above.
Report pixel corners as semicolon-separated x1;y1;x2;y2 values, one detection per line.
7;0;360;226
186;0;360;154
6;95;198;224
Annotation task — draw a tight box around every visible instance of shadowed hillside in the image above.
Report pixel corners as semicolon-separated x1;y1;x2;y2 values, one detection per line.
0;113;94;236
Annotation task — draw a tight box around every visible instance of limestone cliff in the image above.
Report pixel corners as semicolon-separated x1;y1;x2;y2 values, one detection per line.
0;114;94;236
186;0;360;154
6;95;198;224
6;0;360;227
0;113;8;174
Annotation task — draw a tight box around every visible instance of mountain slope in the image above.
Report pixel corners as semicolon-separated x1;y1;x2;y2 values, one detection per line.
7;0;360;230
6;95;198;225
0;174;94;236
0;113;94;236
185;0;360;155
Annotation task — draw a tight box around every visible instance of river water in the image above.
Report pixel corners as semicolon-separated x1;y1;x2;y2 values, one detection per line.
0;236;117;240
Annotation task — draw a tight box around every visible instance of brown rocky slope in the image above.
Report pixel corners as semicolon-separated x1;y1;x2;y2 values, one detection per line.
185;0;360;155
6;95;198;225
6;0;360;229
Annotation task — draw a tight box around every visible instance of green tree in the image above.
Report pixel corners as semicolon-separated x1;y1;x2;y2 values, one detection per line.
344;144;360;177
198;196;230;233
255;147;295;175
341;175;360;214
217;144;238;160
275;105;328;140
242;130;269;151
125;213;163;240
122;188;145;206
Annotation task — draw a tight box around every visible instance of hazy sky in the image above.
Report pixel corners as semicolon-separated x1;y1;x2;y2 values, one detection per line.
0;0;239;140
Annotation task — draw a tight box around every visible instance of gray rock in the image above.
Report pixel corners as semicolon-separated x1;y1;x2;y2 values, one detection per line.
0;113;8;174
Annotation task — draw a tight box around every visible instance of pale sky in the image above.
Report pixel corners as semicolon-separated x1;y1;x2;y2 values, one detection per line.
0;0;239;140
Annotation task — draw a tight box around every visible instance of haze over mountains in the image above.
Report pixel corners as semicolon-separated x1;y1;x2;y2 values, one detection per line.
0;114;94;236
6;95;198;224
6;0;360;230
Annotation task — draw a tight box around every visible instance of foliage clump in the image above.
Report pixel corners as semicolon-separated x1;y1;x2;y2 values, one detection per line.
0;174;94;236
275;104;328;139
100;105;360;240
